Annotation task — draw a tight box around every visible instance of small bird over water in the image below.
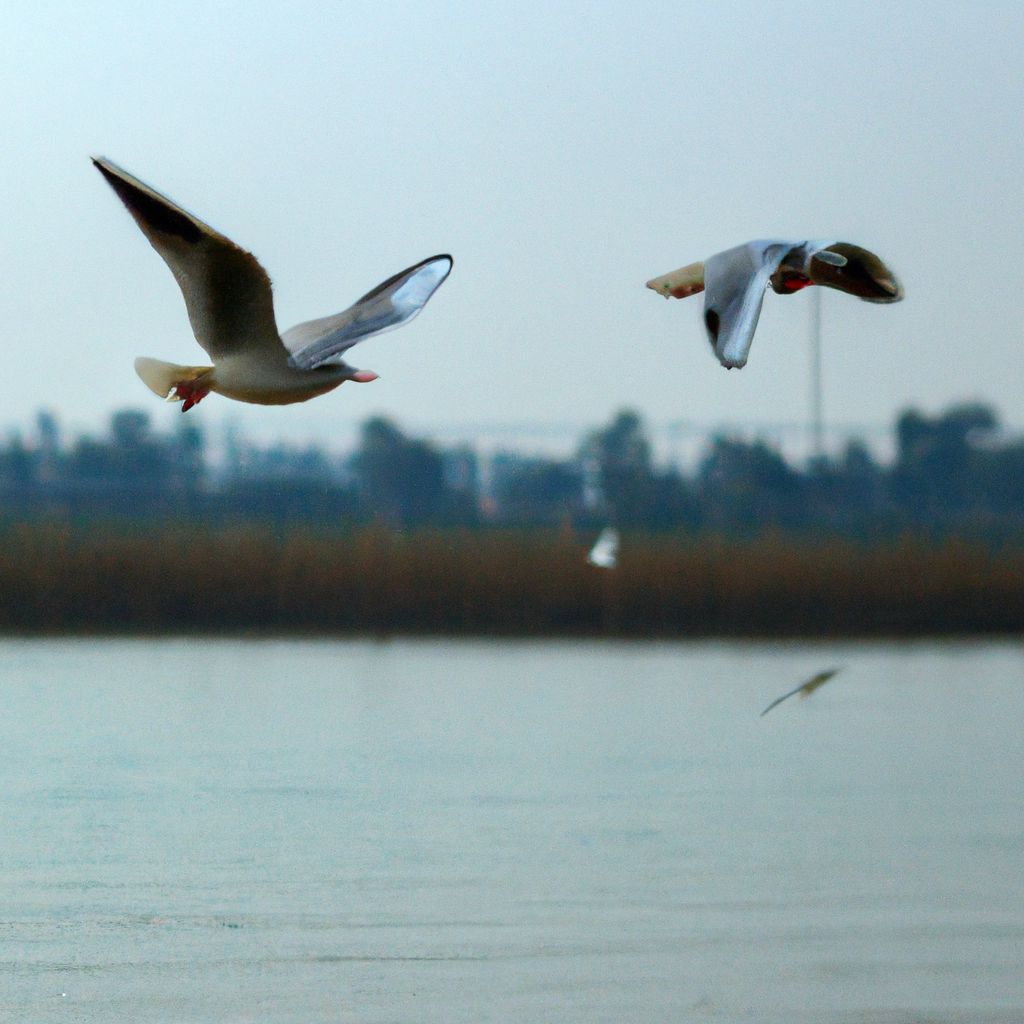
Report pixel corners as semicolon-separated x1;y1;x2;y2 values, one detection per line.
760;667;842;717
93;157;452;411
646;239;902;369
587;527;619;569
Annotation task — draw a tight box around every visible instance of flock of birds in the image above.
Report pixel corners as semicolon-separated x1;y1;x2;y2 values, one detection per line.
92;157;903;405
94;158;896;715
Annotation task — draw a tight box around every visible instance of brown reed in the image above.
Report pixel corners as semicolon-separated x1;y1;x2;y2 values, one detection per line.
0;523;1020;636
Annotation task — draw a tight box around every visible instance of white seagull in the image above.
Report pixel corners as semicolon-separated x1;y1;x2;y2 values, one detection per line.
93;157;452;411
646;239;902;369
587;527;619;569
760;667;842;717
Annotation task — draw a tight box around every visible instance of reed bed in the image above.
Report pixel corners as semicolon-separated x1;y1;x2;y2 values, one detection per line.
0;523;1021;636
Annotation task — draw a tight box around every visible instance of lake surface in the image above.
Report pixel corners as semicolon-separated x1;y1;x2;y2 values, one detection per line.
0;638;1022;1023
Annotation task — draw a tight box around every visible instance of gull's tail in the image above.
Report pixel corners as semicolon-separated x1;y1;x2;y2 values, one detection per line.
134;357;213;401
645;260;705;299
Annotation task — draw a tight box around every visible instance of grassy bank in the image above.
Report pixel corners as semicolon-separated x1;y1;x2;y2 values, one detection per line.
0;524;1021;637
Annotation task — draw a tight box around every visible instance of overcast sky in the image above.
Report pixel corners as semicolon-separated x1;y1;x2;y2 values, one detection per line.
3;1;1022;456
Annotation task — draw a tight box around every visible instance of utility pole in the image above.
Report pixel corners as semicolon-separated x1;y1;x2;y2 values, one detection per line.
810;286;823;460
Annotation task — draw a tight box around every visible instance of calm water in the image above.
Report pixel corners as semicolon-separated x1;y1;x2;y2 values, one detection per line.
0;638;1022;1023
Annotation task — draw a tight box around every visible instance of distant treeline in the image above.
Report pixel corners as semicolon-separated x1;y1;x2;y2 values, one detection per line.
0;525;1021;637
1;402;1023;635
1;401;1024;543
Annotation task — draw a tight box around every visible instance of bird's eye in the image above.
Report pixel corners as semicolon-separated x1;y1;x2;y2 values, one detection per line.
704;309;720;340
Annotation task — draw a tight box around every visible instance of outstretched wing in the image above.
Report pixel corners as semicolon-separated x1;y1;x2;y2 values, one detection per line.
760;667;841;717
93;157;284;362
702;240;792;369
808;242;904;303
284;255;453;370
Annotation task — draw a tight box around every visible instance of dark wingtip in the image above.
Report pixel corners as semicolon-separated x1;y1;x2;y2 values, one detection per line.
427;253;454;273
91;156;124;180
704;308;720;341
424;253;454;275
91;156;117;182
92;157;130;196
92;158;203;245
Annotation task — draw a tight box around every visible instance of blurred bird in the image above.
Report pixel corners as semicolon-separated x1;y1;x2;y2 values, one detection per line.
93;157;452;411
587;527;619;569
760;667;842;717
646;239;902;369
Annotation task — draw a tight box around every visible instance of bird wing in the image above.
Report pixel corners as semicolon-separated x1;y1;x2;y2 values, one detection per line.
93;157;284;362
807;242;904;303
587;527;619;569
760;667;841;716
283;255;453;370
702;240;792;368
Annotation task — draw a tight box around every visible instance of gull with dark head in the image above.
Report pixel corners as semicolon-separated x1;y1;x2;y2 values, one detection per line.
93;157;452;411
646;239;902;369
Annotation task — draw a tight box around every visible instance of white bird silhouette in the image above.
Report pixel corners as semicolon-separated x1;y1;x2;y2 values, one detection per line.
587;527;619;569
93;157;452;411
646;239;902;369
760;667;842;717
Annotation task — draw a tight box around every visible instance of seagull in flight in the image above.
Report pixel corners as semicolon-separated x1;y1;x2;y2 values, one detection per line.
646;239;902;369
587;527;619;569
760;667;842;717
93;157;452;411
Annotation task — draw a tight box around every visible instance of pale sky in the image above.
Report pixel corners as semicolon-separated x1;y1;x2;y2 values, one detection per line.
3;1;1023;457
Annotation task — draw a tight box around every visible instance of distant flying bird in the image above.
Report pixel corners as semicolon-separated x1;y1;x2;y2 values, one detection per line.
760;667;842;717
93;157;452;411
587;527;619;569
646;239;902;369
